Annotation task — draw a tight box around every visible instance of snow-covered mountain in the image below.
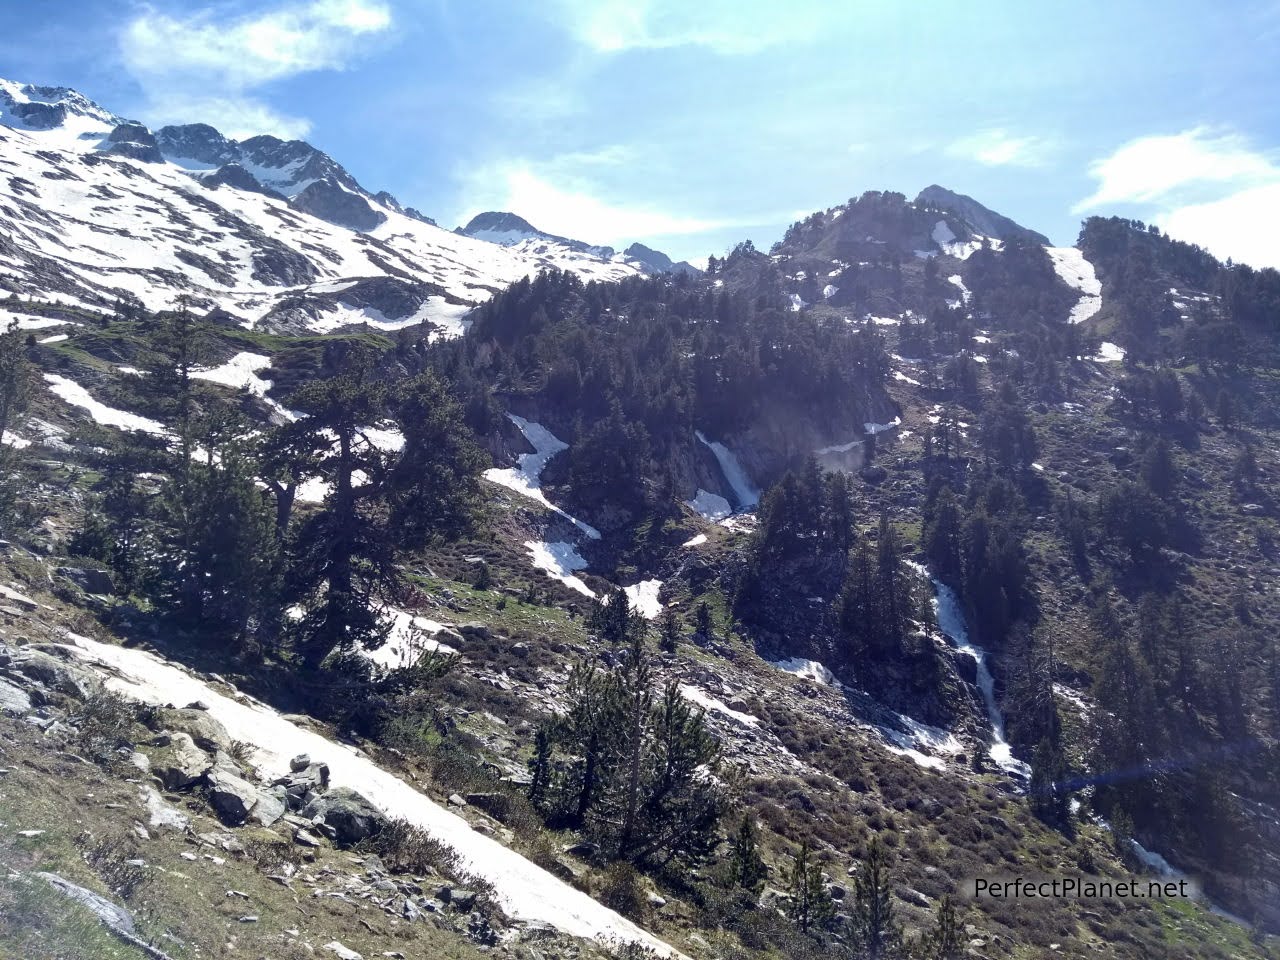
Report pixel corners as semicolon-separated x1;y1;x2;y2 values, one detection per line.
458;211;701;276
0;79;647;335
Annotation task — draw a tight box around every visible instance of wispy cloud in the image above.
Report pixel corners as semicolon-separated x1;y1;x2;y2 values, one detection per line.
553;0;820;55
119;0;393;138
1073;127;1277;211
1076;127;1280;268
946;129;1052;168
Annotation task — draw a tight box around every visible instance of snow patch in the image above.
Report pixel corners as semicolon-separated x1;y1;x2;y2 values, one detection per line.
523;541;595;598
1046;246;1103;325
863;416;901;435
1093;341;1125;363
623;579;663;620
772;657;838;686
685;488;732;522
678;684;759;727
681;533;708;548
42;373;169;436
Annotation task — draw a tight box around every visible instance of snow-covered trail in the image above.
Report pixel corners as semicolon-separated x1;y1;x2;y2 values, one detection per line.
60;632;684;957
909;564;1031;779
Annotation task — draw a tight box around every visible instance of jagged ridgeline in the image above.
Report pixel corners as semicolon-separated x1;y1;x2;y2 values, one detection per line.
4;76;1280;960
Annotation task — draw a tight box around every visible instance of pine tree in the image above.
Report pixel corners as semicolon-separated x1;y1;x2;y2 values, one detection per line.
695;600;714;639
787;840;833;933
727;815;767;894
659;607;680;653
528;726;553;809
927;896;963;960
282;365;398;669
852;838;900;960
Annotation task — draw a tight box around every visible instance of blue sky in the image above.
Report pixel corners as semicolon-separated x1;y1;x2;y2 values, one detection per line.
2;0;1280;266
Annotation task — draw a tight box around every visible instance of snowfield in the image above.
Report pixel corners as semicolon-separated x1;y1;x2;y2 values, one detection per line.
1046;246;1103;325
60;631;683;956
0;83;643;329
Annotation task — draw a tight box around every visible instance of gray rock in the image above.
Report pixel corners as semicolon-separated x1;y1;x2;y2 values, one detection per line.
438;885;479;911
144;731;212;790
55;566;114;595
457;622;492;642
251;786;287;827
0;677;31;714
207;768;259;825
294;827;324;848
322;941;364;960
302;788;386;847
289;753;311;772
156;708;230;752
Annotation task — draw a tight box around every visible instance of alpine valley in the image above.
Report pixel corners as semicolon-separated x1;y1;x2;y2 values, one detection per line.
1;80;1278;960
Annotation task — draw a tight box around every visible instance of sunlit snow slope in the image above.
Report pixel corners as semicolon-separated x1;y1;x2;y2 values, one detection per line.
0;80;641;332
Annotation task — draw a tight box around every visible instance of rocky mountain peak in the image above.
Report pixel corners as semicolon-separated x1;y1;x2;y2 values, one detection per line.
915;184;1049;245
155;123;240;167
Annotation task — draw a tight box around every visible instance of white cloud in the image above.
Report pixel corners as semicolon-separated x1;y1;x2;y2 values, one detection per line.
946;129;1050;168
1159;182;1280;270
556;0;818;55
1075;127;1280;270
1074;127;1277;212
458;162;732;244
119;0;392;138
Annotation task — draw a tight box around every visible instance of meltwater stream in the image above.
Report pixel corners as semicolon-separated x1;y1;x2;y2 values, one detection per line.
909;564;1031;780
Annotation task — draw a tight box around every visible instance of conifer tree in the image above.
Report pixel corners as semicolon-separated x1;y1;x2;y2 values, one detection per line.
852;838;901;960
787;840;833;934
727;815;768;894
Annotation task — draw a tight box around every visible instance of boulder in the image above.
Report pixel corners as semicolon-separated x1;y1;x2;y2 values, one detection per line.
207;768;259;825
55;566;114;595
301;788;386;847
251;786;287;827
457;622;492;642
156;708;230;752
437;885;479;911
144;732;212;790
